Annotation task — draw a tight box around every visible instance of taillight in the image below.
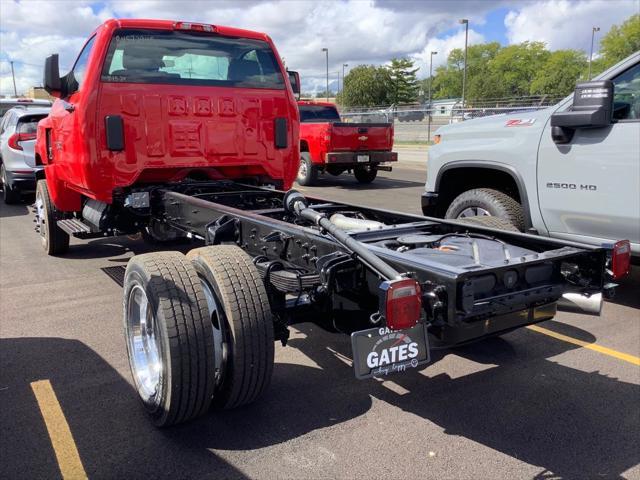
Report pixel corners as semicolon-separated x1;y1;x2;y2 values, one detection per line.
7;133;36;151
380;278;422;330
611;240;631;280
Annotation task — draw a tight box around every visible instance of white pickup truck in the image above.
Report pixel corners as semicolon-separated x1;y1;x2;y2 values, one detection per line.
422;52;640;257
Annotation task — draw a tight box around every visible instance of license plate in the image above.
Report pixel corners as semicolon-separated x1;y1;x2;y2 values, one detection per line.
357;155;369;163
351;323;430;379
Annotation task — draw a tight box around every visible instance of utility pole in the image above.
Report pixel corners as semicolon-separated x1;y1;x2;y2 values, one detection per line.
10;61;18;97
427;51;437;142
589;26;600;79
322;48;329;102
459;19;469;114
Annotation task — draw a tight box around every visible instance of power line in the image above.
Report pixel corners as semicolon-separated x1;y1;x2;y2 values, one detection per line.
0;59;71;70
0;59;42;68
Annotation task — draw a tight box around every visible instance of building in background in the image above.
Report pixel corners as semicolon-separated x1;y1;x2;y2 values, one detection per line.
27;87;55;101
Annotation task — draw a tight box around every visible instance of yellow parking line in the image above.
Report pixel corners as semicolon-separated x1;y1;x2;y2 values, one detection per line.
527;325;640;366
31;380;88;480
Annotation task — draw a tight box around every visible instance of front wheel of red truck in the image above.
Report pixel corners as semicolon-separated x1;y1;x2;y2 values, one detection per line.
35;180;70;255
354;165;378;184
297;153;318;186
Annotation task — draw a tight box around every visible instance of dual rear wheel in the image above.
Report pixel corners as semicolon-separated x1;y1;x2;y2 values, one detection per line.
123;245;275;427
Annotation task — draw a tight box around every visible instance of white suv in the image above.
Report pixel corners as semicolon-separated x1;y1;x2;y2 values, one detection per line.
0;106;51;204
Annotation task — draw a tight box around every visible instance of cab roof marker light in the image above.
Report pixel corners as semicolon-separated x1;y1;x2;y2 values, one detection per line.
173;22;216;33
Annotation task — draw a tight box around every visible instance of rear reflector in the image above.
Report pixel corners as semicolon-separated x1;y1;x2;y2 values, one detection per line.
380;278;422;330
611;240;631;280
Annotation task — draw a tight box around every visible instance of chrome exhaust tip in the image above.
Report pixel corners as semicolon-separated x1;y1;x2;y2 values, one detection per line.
557;292;603;316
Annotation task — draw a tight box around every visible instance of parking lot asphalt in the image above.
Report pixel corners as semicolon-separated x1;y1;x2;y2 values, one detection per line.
1;148;639;480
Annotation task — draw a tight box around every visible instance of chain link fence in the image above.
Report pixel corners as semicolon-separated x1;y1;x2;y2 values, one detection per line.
339;95;565;143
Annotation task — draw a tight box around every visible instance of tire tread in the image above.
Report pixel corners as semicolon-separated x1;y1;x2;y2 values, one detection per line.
124;251;214;427
187;245;275;410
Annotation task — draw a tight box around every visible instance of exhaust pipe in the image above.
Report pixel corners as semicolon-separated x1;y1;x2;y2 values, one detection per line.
557;292;603;316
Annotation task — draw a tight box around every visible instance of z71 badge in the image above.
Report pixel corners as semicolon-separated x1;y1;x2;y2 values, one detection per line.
505;119;536;127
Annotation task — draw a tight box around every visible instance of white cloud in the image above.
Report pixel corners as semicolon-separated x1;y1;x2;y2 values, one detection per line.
504;0;639;53
0;0;114;37
0;0;637;96
412;28;487;75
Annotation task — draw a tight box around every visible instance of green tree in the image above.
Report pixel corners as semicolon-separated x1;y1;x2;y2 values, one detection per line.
484;41;550;98
387;57;419;104
530;50;588;96
425;43;502;101
426;49;463;100
337;65;392;107
315;90;335;99
599;14;640;68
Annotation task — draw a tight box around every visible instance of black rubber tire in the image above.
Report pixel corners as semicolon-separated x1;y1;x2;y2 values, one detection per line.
354;166;378;184
123;251;215;427
187;245;275;410
445;188;525;231
35;180;70;255
1;165;21;204
296;152;318;186
457;215;521;232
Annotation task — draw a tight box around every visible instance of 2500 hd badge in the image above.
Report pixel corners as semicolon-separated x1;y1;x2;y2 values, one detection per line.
351;324;430;379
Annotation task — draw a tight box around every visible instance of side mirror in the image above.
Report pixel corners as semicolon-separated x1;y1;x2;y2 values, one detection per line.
287;70;301;99
551;80;613;131
43;54;62;98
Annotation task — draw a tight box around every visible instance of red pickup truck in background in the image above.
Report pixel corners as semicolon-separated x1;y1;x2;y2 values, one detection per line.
297;101;396;185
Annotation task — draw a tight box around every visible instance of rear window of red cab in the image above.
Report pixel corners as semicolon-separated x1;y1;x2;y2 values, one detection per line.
100;28;285;90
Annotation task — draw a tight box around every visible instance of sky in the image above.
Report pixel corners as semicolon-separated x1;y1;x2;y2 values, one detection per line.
0;0;638;96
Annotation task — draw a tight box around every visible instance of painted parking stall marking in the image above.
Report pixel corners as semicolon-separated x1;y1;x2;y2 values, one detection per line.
31;380;88;480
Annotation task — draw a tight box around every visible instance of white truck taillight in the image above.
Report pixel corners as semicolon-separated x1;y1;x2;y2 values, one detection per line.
380;278;422;330
611;240;631;280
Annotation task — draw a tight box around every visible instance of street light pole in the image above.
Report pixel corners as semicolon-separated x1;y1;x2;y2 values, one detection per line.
589;26;600;80
342;63;348;93
427;51;437;142
459;18;469;113
322;48;329;102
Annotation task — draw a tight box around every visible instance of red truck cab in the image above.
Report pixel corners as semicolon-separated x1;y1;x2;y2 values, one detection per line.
297;101;396;185
36;19;300;214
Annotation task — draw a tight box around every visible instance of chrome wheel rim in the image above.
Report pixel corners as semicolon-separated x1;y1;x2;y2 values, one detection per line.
458;207;491;218
126;285;162;405
298;160;308;180
34;188;46;245
199;275;225;385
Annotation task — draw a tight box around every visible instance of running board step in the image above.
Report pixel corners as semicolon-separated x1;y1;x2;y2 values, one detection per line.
57;218;93;237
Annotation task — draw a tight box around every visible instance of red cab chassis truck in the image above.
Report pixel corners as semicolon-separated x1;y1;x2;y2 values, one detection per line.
34;19;620;427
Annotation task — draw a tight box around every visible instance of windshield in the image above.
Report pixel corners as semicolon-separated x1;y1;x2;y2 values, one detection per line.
101;28;285;89
299;105;340;122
